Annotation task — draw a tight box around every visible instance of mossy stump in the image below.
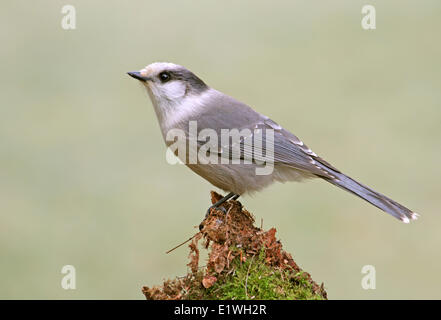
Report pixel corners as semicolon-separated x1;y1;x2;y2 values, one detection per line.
142;191;327;300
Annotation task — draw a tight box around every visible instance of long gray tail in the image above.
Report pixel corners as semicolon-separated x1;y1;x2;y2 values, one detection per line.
321;170;418;223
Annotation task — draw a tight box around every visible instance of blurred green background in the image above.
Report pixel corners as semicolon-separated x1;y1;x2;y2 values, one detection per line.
1;0;440;299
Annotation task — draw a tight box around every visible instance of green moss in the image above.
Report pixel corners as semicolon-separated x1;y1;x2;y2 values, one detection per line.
187;250;325;300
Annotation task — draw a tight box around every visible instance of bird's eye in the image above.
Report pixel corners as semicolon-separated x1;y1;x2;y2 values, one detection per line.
159;72;171;83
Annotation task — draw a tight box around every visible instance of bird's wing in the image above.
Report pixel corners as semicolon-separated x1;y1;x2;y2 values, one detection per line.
185;90;340;179
198;117;339;179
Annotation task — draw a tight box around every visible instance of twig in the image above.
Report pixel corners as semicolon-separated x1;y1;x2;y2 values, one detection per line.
166;234;198;254
225;203;234;240
244;256;255;299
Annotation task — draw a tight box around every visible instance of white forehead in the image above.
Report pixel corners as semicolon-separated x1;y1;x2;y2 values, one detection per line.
139;62;182;77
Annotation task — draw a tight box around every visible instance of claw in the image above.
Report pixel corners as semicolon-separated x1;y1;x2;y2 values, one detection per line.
205;205;226;218
201;192;239;230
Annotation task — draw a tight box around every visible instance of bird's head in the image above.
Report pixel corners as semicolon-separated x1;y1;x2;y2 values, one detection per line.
128;62;208;111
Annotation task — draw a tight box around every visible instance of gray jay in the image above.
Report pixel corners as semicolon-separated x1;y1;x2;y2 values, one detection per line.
128;62;418;223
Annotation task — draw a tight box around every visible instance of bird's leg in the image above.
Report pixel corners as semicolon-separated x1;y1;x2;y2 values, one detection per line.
205;192;237;217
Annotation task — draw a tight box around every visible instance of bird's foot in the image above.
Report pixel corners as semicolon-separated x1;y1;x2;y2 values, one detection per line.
205;204;227;218
199;192;239;231
200;204;227;231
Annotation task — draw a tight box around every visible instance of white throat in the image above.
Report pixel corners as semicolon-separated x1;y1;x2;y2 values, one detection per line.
145;86;215;139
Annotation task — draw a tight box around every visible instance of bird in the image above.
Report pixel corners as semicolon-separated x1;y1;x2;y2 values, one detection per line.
127;62;418;223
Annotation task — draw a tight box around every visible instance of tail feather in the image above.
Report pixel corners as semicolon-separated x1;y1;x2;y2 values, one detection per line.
321;170;418;223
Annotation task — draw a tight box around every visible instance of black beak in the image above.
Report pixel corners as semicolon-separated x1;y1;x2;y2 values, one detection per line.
127;71;150;82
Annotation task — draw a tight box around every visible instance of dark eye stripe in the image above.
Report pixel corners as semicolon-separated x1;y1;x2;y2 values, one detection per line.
156;69;208;93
